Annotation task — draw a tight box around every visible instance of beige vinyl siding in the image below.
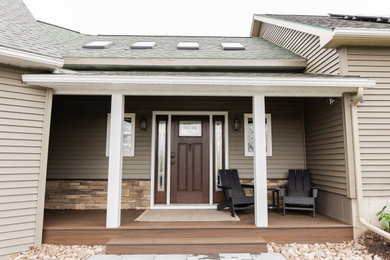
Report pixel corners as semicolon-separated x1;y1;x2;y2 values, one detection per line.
231;97;306;179
260;23;340;75
47;96;306;180
345;47;390;197
0;65;50;258
304;98;347;195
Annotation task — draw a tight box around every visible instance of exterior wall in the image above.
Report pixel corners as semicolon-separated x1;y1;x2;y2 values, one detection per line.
341;46;390;225
45;180;150;210
260;23;340;75
231;97;306;179
316;190;353;224
345;47;390;198
0;65;52;258
304;98;348;196
47;96;306;180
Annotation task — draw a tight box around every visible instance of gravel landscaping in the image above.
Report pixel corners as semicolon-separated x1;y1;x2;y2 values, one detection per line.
268;241;382;260
9;241;384;260
9;244;105;260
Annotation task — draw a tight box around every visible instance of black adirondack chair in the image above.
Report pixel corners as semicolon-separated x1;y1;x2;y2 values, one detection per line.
280;169;319;217
217;169;254;217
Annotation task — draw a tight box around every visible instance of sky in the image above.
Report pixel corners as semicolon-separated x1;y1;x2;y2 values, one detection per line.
24;0;390;37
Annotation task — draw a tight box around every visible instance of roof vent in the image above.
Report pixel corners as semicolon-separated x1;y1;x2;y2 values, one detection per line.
83;41;113;49
221;42;245;50
177;42;199;50
131;41;156;49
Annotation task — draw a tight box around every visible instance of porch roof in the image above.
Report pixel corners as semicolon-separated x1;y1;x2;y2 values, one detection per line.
22;71;375;97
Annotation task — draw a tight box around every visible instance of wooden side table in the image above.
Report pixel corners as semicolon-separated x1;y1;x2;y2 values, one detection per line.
267;188;280;211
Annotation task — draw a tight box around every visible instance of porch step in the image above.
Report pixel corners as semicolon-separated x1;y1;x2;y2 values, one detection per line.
105;236;267;255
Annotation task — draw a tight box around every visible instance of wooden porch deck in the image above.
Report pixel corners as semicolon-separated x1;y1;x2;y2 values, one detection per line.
43;209;353;254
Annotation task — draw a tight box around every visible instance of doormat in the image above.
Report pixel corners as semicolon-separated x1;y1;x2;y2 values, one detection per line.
135;209;240;221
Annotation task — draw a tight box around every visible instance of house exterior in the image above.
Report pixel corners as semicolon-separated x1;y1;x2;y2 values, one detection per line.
1;0;390;258
251;14;390;232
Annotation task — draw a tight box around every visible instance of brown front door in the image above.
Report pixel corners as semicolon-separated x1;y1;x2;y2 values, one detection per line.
170;116;209;203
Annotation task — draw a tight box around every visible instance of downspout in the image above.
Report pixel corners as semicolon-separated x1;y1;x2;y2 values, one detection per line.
352;87;390;239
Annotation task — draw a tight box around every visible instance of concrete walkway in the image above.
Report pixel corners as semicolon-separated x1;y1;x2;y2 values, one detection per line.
88;253;286;260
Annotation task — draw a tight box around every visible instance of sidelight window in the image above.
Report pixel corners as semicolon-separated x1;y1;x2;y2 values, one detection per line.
214;120;223;190
244;113;272;156
157;120;167;191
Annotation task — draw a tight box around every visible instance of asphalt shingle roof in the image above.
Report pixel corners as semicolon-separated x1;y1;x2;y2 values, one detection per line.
38;22;304;60
259;14;390;30
0;0;61;58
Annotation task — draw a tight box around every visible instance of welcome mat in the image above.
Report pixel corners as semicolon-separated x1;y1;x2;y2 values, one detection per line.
135;209;240;222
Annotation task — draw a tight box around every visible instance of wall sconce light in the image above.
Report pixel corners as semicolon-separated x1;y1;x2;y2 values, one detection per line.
234;119;240;131
327;98;336;106
140;118;147;131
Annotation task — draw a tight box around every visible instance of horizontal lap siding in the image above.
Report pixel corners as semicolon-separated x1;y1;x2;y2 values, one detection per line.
231;98;306;179
304;98;347;195
47;97;305;180
347;47;390;197
0;66;47;258
260;23;340;75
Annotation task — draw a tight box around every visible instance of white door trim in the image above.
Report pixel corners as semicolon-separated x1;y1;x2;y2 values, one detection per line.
150;111;229;209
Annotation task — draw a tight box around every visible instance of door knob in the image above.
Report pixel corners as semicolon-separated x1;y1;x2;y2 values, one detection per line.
171;152;175;158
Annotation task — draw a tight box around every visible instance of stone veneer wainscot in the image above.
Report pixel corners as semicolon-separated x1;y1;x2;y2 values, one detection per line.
45;179;287;210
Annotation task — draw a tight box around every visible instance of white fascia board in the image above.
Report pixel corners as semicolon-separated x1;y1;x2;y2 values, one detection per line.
63;57;306;68
22;74;375;97
0;46;64;70
253;15;334;46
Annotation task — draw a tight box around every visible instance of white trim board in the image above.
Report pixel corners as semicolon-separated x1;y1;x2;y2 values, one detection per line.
22;74;375;97
150;111;229;208
0;46;63;70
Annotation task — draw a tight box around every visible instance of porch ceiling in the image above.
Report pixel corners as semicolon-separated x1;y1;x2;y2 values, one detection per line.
22;72;375;97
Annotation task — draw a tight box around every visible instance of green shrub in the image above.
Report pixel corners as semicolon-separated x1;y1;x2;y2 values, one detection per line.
376;206;390;231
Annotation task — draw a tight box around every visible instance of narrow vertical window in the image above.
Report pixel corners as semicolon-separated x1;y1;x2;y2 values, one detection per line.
215;120;223;190
244;113;272;156
157;120;167;192
123;117;133;157
106;113;135;157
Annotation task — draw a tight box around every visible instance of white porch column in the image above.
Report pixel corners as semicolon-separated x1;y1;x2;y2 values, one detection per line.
253;95;268;227
106;94;124;228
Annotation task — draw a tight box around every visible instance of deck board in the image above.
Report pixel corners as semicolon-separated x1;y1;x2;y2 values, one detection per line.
44;209;350;229
43;209;353;245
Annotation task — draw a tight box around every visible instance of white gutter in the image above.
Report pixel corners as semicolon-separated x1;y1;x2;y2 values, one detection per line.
22;74;375;88
334;28;390;38
0;46;63;69
324;28;390;48
351;87;390;240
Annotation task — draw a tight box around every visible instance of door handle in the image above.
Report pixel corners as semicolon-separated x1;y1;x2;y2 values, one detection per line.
171;152;175;158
